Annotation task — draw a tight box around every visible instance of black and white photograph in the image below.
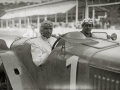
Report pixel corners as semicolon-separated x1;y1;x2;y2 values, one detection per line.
0;0;120;90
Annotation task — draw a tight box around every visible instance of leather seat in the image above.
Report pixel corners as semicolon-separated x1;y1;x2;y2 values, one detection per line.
0;39;9;50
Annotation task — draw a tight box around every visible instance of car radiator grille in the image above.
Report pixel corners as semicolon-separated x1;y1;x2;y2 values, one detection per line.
90;67;120;90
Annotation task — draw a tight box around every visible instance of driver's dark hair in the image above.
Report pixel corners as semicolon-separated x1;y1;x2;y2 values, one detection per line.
82;19;93;27
82;23;93;27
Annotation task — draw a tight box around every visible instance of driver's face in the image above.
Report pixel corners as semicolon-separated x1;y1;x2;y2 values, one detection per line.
83;24;93;32
41;27;53;39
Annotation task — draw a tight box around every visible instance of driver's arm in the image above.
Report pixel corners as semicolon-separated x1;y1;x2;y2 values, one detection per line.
31;43;50;66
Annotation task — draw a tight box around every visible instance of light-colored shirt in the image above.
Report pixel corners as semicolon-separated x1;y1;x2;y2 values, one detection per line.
27;35;56;66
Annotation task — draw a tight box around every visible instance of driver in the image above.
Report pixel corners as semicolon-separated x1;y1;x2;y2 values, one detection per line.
81;19;93;37
27;20;56;66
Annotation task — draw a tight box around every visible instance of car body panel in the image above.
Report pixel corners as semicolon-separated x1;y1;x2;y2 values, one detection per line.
91;46;120;73
0;31;120;90
0;50;38;90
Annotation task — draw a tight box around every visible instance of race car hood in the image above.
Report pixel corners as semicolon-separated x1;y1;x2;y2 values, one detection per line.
90;45;120;72
58;37;120;73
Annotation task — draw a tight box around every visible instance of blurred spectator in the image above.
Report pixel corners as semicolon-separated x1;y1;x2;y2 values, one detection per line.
104;22;107;29
107;20;111;29
22;24;38;37
99;21;103;29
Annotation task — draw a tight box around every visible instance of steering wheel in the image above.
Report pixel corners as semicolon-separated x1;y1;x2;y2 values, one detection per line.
52;31;86;50
52;34;66;50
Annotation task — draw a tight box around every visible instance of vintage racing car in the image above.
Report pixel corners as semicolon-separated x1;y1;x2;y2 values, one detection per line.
0;31;119;90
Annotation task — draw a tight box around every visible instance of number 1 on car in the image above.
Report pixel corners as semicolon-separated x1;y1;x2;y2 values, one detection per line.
66;55;78;90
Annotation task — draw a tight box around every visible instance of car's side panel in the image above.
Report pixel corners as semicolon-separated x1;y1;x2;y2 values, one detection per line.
0;51;39;90
34;49;91;90
11;43;38;83
4;31;120;90
36;49;71;90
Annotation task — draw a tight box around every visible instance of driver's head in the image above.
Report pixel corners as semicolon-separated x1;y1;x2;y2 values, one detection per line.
82;19;93;32
40;20;53;39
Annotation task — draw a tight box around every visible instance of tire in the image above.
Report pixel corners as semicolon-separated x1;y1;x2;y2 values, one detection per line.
0;64;12;90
